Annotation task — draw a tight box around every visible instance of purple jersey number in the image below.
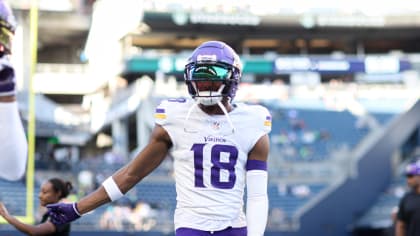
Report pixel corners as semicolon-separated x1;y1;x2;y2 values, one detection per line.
191;143;238;189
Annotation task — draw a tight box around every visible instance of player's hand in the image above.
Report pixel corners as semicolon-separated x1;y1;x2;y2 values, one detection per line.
0;202;10;219
0;56;16;97
46;202;81;225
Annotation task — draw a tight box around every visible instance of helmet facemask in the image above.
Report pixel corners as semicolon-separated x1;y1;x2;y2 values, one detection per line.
183;63;238;134
185;62;239;106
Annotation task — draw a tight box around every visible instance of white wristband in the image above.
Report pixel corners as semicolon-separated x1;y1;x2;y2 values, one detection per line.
102;176;124;201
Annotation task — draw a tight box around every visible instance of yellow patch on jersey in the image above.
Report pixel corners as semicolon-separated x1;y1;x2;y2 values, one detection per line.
264;115;272;127
155;108;166;119
154;113;167;119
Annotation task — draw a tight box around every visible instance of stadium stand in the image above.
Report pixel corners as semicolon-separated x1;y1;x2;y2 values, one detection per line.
0;180;31;216
268;106;370;162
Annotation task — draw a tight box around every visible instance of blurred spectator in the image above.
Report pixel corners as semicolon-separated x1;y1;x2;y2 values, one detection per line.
100;204;123;230
277;183;289;196
129;200;156;231
267;207;286;228
78;170;94;195
395;161;420;236
291;184;311;198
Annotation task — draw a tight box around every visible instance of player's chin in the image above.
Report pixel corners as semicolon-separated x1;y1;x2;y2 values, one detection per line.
39;199;47;207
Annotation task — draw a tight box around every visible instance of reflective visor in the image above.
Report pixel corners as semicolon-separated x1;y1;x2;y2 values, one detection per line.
190;64;231;80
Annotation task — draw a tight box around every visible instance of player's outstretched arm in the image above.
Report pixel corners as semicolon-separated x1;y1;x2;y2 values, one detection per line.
0;57;28;181
246;134;270;236
0;0;28;181
47;124;172;225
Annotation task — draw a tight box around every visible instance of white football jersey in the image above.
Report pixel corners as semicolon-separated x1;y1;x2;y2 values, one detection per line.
155;98;272;231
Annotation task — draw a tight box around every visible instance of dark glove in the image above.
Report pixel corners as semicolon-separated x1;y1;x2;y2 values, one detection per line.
46;202;81;225
0;57;15;96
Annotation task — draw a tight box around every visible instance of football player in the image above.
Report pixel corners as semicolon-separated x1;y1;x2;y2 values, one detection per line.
47;41;271;236
395;161;420;236
0;0;28;181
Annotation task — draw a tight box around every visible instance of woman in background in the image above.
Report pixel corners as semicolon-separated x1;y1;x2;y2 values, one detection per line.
0;177;74;235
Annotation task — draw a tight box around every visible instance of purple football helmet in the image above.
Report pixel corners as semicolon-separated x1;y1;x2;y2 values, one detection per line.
0;0;16;54
184;41;242;105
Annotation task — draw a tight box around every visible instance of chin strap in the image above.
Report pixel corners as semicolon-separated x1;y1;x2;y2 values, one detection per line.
183;101;199;133
217;101;235;134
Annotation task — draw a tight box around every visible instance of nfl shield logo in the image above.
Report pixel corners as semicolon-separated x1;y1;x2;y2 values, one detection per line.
212;121;220;130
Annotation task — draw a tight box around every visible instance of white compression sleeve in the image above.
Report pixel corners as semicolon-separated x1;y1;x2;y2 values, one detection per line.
246;170;269;236
0;101;27;181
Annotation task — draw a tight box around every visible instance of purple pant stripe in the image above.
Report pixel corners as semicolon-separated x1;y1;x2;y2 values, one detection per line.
176;227;247;236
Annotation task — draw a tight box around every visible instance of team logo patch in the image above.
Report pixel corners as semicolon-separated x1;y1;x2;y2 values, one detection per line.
264;115;272;127
154;108;166;119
